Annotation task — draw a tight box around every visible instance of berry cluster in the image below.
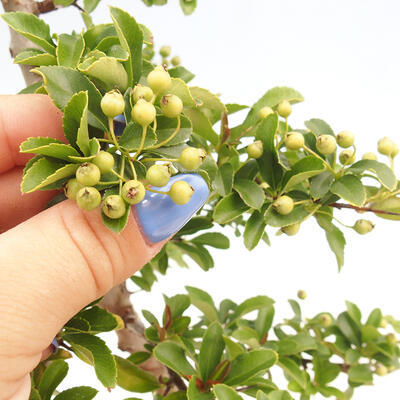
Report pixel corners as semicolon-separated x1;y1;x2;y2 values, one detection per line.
63;65;206;220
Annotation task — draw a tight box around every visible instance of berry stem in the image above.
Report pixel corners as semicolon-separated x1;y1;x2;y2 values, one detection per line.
390;155;395;171
108;117;124;154
129;159;137;180
146;186;170;195
131;125;148;162
98;180;120;185
285;117;289;133
110;168;127;182
316;210;354;229
119;156;125;194
148;116;181;150
98;138;114;144
303;145;337;175
140;157;178;163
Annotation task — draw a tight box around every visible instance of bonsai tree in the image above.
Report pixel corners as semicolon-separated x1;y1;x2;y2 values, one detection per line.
2;1;400;399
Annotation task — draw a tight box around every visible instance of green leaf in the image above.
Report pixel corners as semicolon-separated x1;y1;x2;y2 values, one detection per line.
14;49;56;66
1;12;55;54
57;33;84;68
224;349;278;386
189;86;227;124
115;356;161;392
345;301;362;324
18;81;43;94
38;360;68;400
54;0;74;5
278;358;306;389
255;114;282;189
255;306;275;341
110;7;143;85
244;209;267;251
213;163;234;196
267;391;293;400
313;357;340;386
310;171;334;199
213;384;243;400
79;56;128;92
180;0;197;15
29;388;41;400
20;137;80;161
77;306;120;333
83;0;101;13
366;308;382;327
186;286;218;322
348;365;373;384
347;159;397;191
238;87;303;134
177;216;212;236
213;192;250;224
191;232;230;249
164;78;196;107
199;322;225;381
331;175;366;207
53;386;98;400
74;91;90;155
34;66;107;130
187;377;214;400
226;103;248;115
281;156;325;192
21;158;78;193
169;66;195;83
265;205;309;228
155;115;192;147
304;118;335;137
101;187;131;233
234;178;264;210
184;108;219;146
229;296;274;327
153;341;196;376
337;312;362;346
164;294;191;319
325;224;346;270
64;333;117;388
119;122;156;151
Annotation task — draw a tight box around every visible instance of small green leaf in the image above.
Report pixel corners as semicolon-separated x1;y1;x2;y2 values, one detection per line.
153;341;196;376
304;118;335;137
325;224;346;270
213;163;234;197
169;66;195;83
184;108;219;146
234;178;264;210
101;187;131;233
115;356;161;392
177;216;212;236
77;306;120;333
278;358;306;389
179;0;197;15
199;322;225;381
348;365;373;384
190;86;227;124
38;360;68;400
186;286;218;322
345;301;362;324
83;0;101;13
229;296;274;326
63;333;117;388
14;49;56;66
164;294;191;319
224;349;278;386
173;242;214;271
331;175;366;207
57;33;84;68
155;115;192;147
244;209;267;251
255;306;275;341
347;159;397;191
310;171;334;199
265;205;309;228
53;386;98;400
366;308;382;327
119;122;156;151
1;12;55;54
21;158;78;193
187;377;214;400
337;312;362;346
29;388;41;400
313;357;340;386
110;7;143;85
20;137;80;161
213;384;243;400
191;232;230;249
34;66;107;130
213;193;250;224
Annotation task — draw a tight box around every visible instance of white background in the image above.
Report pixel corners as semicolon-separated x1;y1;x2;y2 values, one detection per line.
1;0;400;398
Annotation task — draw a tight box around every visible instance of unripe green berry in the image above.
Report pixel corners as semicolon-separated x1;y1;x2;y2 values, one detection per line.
147;65;171;94
297;290;307;300
258;106;274;120
380;318;388;328
277;100;292;118
93;151;114;174
285;131;304;151
336;130;355;148
378;137;399;157
339;149;356;165
64;178;84;201
76;187;101;211
281;222;300;236
101;91;125;118
160;94;183;118
122;180;146;205
375;364;388;376
387;333;397;345
171;56;181;66
146;164;171;187
169;180;194;205
353;219;374;235
273;195;294;215
162;58;170;67
319;313;332;328
133;84;154;103
159;45;171;58
132;99;156;127
316;134;337;155
247;140;263;159
363;152;378;161
178;147;206;170
76;163;101;186
102;194;126;219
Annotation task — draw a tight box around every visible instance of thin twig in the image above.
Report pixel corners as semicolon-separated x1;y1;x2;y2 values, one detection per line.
328;202;400;216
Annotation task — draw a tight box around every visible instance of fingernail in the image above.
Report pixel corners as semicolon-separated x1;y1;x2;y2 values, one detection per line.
135;173;209;243
51;338;59;354
114;114;126;136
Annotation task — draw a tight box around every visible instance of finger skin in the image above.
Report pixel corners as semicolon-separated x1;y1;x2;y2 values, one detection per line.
0;167;60;233
0;200;166;399
0;94;65;175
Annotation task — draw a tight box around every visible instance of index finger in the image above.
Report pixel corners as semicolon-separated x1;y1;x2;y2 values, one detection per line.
0;94;65;174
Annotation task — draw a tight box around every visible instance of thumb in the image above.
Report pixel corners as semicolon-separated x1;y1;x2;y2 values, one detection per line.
0;173;208;399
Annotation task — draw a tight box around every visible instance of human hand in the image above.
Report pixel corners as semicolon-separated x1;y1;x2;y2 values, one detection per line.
0;94;208;400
